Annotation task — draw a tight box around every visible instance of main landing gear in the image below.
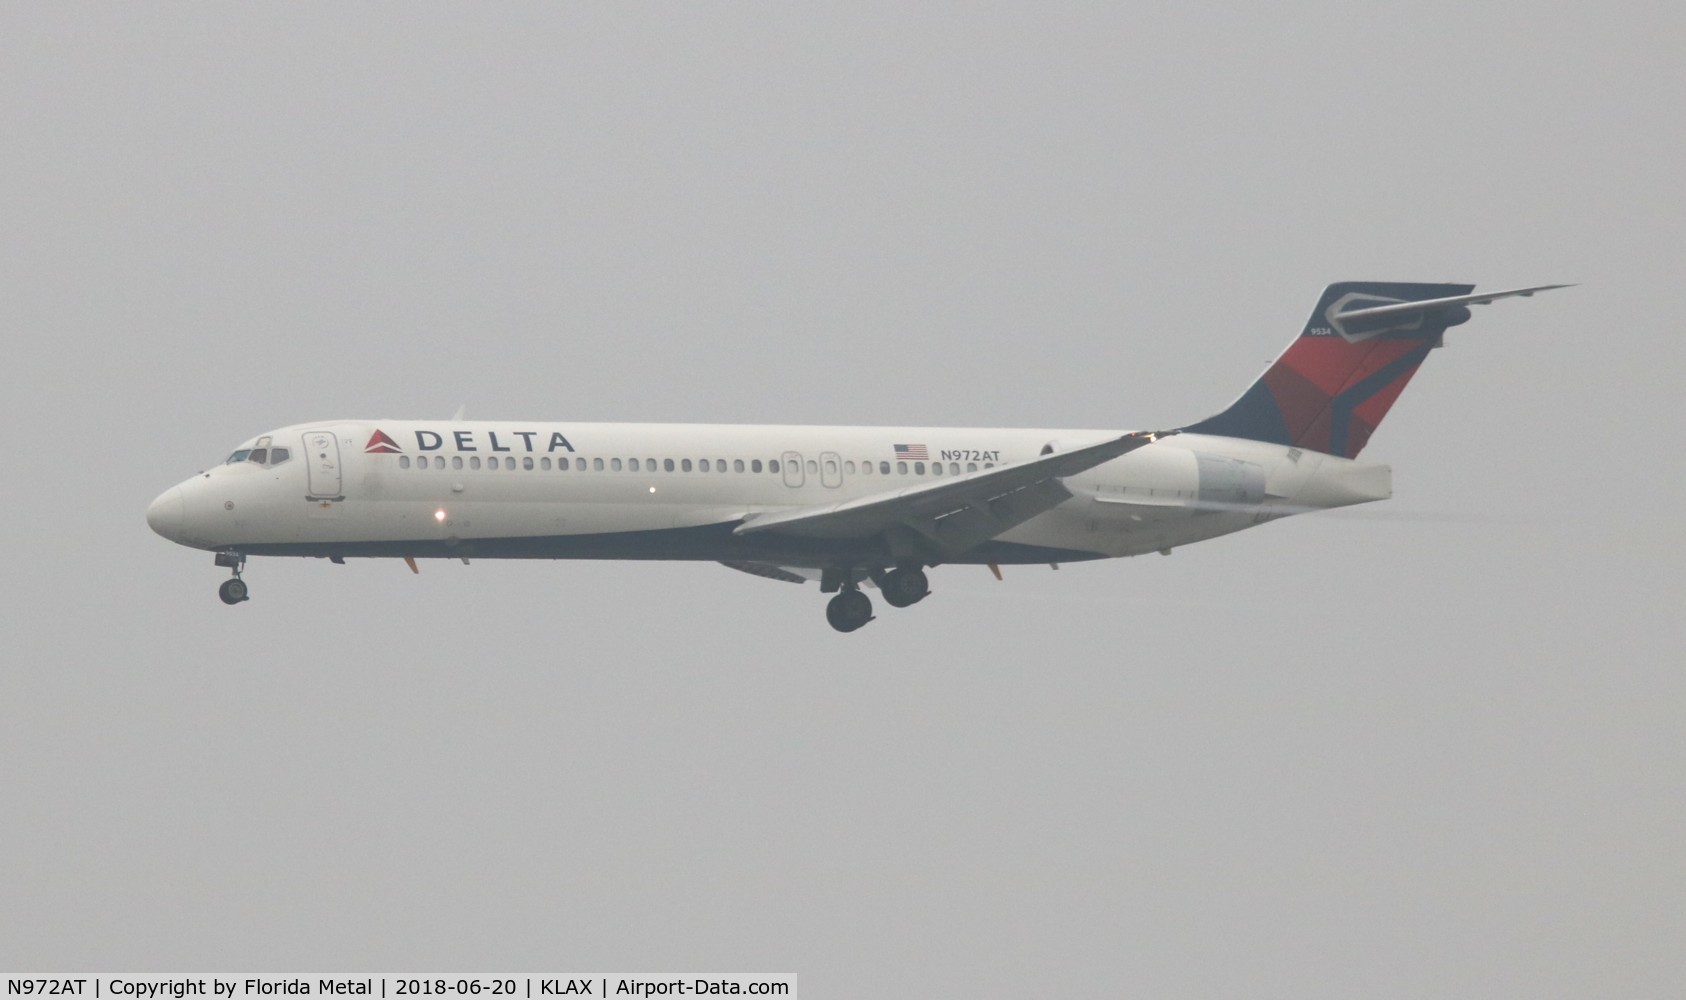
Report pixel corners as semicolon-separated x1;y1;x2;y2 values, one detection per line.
215;551;249;605
825;589;873;633
877;566;929;608
822;565;931;632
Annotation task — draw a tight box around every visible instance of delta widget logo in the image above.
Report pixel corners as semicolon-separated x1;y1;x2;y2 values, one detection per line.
364;429;402;454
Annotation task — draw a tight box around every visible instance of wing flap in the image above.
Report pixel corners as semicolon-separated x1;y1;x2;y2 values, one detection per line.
921;476;1076;553
718;560;810;584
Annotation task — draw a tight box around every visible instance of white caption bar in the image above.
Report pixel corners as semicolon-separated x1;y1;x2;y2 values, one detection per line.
1;977;796;1000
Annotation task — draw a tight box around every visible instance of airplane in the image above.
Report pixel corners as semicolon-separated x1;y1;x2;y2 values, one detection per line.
146;281;1564;632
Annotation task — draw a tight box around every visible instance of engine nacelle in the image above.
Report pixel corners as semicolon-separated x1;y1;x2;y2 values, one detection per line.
1195;455;1265;506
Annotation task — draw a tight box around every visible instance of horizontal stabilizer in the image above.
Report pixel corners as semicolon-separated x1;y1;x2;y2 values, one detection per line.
1331;283;1573;326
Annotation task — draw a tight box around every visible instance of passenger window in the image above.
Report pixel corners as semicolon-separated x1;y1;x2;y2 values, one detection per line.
270;447;290;465
735;459;745;473
806;459;817;474
469;456;481;470
647;458;656;471
932;463;943;476
767;459;778;473
452;456;463;470
593;458;604;471
399;456;411;469
682;459;692;472
248;448;268;464
484;456;496;471
844;461;855;474
541;457;551;470
558;457;569;470
629;458;641;471
502;457;513;469
523;457;534;470
611;458;623;471
664;458;675;472
700;459;710;472
880;461;891;475
915;462;925;475
896;461;906;474
950;462;960;475
718;458;728;473
967;462;977;472
825;459;838;474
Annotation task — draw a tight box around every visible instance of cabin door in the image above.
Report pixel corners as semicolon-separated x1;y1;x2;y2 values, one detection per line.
819;451;843;488
304;430;343;499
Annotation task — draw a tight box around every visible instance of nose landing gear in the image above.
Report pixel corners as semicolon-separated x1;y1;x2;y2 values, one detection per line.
218;578;249;605
215;551;249;605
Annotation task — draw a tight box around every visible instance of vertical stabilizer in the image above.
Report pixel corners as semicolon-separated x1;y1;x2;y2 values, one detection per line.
1182;281;1476;458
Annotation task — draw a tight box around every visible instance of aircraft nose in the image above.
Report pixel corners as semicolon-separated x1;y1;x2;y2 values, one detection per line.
146;487;185;542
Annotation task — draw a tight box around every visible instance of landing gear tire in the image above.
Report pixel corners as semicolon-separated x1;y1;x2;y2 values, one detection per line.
219;578;249;605
880;567;929;608
826;589;874;633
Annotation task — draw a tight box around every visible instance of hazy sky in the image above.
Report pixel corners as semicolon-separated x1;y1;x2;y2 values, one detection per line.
3;4;1682;996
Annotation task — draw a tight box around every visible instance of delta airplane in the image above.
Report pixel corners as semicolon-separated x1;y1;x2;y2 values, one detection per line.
147;281;1562;631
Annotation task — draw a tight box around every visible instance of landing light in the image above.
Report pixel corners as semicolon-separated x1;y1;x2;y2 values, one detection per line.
649;486;657;494
434;509;447;522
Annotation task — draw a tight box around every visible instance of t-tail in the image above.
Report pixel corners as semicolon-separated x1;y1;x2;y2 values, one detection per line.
1182;281;1568;459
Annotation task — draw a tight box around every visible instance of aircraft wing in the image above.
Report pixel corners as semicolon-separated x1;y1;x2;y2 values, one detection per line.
734;430;1173;558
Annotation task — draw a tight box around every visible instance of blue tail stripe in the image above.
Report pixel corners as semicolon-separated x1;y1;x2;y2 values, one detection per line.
1181;381;1292;446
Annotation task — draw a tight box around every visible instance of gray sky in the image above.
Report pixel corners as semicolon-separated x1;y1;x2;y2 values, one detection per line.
3;3;1682;996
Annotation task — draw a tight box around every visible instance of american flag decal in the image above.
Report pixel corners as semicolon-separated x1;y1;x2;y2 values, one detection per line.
893;443;929;461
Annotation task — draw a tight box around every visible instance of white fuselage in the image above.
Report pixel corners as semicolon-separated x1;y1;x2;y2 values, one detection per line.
146;420;1391;568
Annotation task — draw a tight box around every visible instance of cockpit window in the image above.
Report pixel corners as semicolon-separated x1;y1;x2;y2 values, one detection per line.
225;445;291;467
